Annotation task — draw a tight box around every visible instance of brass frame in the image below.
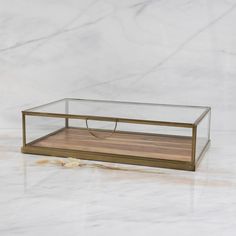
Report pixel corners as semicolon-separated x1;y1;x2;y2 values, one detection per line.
21;98;211;171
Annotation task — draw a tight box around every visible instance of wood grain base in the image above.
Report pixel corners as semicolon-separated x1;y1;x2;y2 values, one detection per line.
22;127;194;169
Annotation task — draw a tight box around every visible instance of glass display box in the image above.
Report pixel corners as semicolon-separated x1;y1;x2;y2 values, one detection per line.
21;98;211;171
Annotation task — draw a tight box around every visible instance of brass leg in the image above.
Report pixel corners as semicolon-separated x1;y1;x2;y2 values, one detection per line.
65;99;69;128
22;113;26;147
65;118;69;128
191;125;197;169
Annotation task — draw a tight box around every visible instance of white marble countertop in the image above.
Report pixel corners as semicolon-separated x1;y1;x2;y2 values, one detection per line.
1;0;236;235
0;129;236;236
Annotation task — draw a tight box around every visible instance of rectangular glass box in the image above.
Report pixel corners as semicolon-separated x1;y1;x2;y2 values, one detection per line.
21;98;211;171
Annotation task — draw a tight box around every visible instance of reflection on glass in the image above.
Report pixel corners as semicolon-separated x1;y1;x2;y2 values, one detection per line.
195;111;210;162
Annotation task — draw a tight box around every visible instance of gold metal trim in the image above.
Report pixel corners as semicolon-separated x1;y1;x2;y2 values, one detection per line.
22;111;194;128
65;99;69;128
21;145;195;171
22;98;211;128
22;112;26;147
191;125;197;170
21;98;211;171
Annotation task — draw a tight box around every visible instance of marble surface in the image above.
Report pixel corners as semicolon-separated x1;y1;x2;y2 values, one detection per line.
1;0;236;235
0;129;236;236
0;0;236;131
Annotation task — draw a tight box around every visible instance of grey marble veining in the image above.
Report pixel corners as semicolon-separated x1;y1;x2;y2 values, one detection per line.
0;1;236;234
0;0;236;131
0;129;236;235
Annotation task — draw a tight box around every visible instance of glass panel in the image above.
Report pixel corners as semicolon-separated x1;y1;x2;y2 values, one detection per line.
26;98;208;124
195;111;210;162
26;115;193;162
25;116;65;144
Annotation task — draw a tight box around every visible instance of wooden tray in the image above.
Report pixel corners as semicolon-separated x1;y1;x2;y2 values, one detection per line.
21;98;211;171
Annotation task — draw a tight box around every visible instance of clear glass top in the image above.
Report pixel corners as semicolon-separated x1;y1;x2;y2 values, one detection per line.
24;98;209;125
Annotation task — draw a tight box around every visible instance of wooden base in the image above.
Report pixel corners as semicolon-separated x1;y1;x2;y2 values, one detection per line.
22;127;196;171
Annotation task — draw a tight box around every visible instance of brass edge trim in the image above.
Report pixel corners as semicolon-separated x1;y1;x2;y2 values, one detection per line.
22;112;194;128
191;125;197;166
22;113;26;147
65;99;69;128
194;107;211;126
21;146;194;171
22;145;191;165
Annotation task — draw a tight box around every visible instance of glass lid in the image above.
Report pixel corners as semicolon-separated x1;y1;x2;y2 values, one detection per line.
24;98;209;126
